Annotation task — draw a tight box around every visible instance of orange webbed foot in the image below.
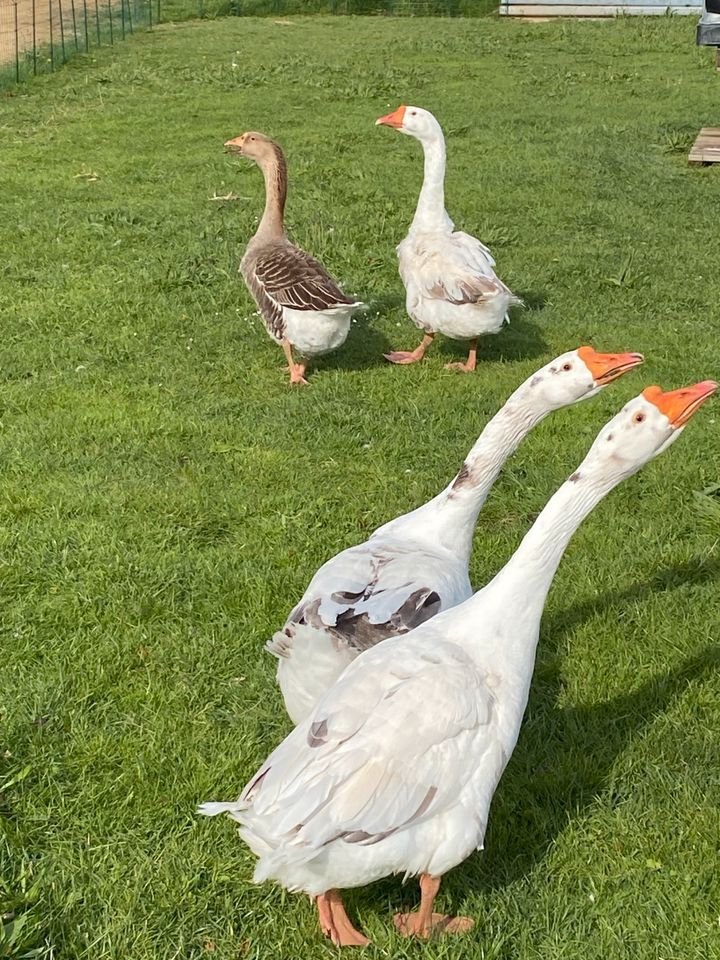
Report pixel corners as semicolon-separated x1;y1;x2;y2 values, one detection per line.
394;911;474;938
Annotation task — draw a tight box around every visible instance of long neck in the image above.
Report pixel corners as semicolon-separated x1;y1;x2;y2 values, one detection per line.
472;466;622;663
410;134;449;232
256;144;287;239
417;383;555;564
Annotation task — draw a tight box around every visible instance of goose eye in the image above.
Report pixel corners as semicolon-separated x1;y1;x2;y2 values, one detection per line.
633;412;645;424
410;111;417;116
562;362;572;372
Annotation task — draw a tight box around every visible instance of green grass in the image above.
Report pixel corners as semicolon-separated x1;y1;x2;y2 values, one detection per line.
158;0;497;20
1;13;720;960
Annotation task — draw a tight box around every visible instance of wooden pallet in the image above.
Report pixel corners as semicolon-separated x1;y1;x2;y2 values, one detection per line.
688;128;720;165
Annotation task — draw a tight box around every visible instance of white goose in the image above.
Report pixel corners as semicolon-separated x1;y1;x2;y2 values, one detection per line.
225;131;363;385
269;347;643;724
376;105;521;373
200;379;716;947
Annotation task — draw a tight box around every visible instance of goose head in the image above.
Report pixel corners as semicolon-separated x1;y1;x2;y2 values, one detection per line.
224;131;279;165
375;105;442;142
575;380;717;483
527;346;644;411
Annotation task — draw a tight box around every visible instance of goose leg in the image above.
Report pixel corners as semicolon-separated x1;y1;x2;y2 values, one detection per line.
290;361;308;385
445;339;477;373
394;873;474;938
316;890;370;947
384;333;434;365
281;339;309;386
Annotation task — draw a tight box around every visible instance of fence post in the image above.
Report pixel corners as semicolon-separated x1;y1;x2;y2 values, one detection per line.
94;0;100;44
126;0;133;33
58;0;67;61
120;0;125;37
32;0;37;72
82;0;89;49
49;0;54;69
148;0;152;28
107;0;113;42
14;2;20;82
156;0;160;22
70;0;79;50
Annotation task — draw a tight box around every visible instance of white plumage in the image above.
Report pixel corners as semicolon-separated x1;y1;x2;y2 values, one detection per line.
398;228;515;340
377;105;520;371
269;540;465;723
203;629;502;893
270;347;644;723
201;380;716;945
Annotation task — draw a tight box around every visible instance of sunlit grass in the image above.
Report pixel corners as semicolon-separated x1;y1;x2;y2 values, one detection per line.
1;14;719;959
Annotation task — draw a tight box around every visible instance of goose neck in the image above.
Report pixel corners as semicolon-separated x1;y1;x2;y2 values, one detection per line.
469;468;620;669
410;134;449;232
256;144;288;240
497;473;614;598
429;385;553;563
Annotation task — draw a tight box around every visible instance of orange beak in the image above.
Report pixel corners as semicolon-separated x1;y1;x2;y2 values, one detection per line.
224;136;245;151
643;380;718;427
375;105;407;129
577;346;645;385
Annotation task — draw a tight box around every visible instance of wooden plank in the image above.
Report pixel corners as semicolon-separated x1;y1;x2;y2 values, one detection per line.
689;127;720;165
501;2;701;12
504;0;698;5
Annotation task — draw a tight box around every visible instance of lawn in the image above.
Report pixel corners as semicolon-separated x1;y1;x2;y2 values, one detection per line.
1;12;720;960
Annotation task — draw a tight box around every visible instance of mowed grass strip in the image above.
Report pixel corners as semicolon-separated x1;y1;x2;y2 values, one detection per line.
1;14;719;960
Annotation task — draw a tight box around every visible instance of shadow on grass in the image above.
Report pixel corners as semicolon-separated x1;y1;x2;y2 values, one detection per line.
454;553;720;901
438;311;548;367
365;292;405;315
322;292;549;372
516;289;549;313
465;642;720;898
547;554;720;644
316;295;398;374
351;555;720;920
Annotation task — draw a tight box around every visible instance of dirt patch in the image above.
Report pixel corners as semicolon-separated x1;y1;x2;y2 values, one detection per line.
0;0;131;68
2;0;70;64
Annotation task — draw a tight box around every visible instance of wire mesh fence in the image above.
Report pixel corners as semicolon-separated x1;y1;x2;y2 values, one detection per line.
0;0;160;85
0;0;487;88
239;0;472;11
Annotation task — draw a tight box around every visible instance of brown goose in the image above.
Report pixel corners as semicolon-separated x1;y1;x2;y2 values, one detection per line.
224;132;363;385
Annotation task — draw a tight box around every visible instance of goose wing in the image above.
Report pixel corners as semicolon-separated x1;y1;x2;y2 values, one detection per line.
269;541;460;658
241;636;496;850
244;243;357;342
401;231;514;308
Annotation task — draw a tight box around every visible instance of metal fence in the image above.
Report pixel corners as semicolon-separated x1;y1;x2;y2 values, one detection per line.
0;0;484;87
0;0;160;85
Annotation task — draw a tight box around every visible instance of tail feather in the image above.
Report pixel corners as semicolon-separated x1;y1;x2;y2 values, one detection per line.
251;840;321;888
197;800;245;818
201;801;325;891
266;629;293;660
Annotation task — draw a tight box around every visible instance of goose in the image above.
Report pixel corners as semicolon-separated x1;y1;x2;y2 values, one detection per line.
225;132;363;385
376;105;520;373
200;378;716;947
268;346;643;724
